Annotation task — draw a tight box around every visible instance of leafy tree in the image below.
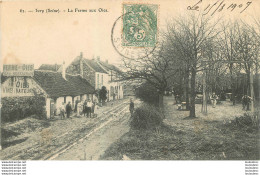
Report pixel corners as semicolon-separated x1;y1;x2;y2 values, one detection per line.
135;81;160;106
99;86;107;105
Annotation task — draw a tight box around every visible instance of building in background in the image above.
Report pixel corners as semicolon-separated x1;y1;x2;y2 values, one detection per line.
38;64;62;72
66;53;124;101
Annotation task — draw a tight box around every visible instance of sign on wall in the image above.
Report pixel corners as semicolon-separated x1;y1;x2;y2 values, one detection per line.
3;64;34;76
1;77;43;97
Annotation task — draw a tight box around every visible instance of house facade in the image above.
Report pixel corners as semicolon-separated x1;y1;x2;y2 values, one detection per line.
66;53;124;101
95;57;124;101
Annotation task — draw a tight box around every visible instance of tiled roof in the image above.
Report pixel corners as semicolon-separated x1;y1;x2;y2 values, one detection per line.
98;61;122;74
38;64;62;72
83;59;108;74
68;54;119;74
34;70;95;98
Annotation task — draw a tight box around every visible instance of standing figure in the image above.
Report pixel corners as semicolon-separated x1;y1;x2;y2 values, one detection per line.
92;99;97;118
83;100;87;116
66;102;72;118
60;102;65;119
74;98;79;113
242;95;252;111
175;94;180;104
210;92;218;108
77;100;82;116
129;98;134;117
86;99;93;118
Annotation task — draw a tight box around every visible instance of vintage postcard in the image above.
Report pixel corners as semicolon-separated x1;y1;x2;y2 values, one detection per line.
0;0;259;163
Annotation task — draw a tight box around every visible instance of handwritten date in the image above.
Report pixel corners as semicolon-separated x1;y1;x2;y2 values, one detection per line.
187;0;252;16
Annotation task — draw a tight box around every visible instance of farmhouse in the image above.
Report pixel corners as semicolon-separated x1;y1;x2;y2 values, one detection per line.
1;64;95;119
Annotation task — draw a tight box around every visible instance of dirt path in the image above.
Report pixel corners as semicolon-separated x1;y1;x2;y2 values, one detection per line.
0;98;133;160
54;110;130;160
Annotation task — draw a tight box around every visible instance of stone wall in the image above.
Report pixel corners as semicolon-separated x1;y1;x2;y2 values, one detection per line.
66;62;95;87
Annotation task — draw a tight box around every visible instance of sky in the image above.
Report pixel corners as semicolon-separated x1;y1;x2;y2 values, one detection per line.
0;0;259;70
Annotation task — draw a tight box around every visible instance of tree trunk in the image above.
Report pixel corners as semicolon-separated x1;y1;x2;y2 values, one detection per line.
189;67;196;118
255;63;259;102
255;64;260;102
231;77;236;105
184;70;190;110
247;70;250;95
229;66;236;105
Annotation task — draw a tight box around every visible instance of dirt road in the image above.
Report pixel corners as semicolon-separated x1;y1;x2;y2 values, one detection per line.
1;98;137;160
54;109;130;160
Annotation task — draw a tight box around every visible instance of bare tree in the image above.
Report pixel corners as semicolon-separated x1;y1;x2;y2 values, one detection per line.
235;23;259;99
163;37;191;109
121;43;180;108
165;13;220;118
217;21;241;104
242;18;260;102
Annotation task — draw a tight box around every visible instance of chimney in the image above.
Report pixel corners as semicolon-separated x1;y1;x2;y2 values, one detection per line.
80;52;83;58
97;56;100;61
105;59;108;63
80;57;83;78
62;61;66;80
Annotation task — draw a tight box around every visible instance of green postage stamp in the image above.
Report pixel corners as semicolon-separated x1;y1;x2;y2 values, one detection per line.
122;4;158;47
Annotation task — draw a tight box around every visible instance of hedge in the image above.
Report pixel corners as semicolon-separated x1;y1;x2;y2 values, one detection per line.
130;103;164;130
1;95;46;123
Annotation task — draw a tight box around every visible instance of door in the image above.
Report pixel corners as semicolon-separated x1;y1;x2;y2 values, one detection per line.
50;99;55;118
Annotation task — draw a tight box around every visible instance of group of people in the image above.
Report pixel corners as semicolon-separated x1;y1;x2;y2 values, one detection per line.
210;92;253;110
81;99;97;118
59;99;98;119
174;92;253;110
242;95;252;111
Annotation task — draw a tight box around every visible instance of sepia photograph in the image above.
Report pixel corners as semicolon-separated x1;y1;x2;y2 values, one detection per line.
0;0;259;163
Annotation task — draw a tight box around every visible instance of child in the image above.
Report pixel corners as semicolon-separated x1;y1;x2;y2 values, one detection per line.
60;102;65;119
92;99;98;118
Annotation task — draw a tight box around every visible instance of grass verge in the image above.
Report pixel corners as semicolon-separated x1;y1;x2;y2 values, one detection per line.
101;114;259;160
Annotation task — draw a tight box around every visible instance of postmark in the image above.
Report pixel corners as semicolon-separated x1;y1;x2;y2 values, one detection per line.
122;4;158;47
111;3;159;59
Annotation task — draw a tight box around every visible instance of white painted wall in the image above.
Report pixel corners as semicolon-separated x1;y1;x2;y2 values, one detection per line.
46;98;51;119
95;72;109;90
54;95;93;115
81;94;88;101
56;97;65;115
107;81;124;101
65;96;73;105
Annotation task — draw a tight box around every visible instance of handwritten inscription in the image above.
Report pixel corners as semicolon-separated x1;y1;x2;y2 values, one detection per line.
187;0;253;16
